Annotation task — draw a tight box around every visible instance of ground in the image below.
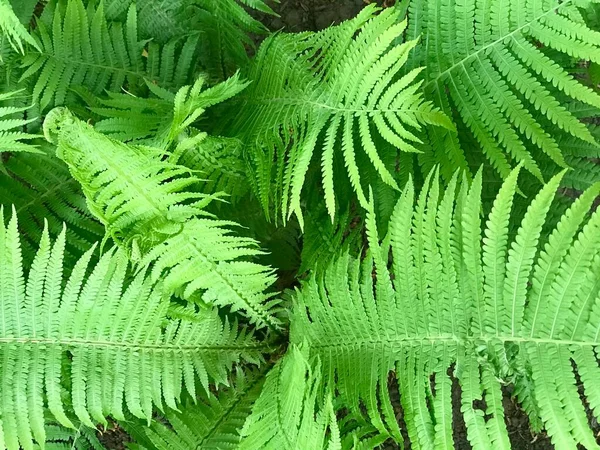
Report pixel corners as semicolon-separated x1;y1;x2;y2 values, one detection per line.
261;0;371;31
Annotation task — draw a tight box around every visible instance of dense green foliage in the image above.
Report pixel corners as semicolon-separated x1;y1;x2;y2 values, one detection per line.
1;0;599;449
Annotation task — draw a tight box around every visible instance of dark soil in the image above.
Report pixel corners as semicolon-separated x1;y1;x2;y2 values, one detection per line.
97;421;132;450
261;0;393;32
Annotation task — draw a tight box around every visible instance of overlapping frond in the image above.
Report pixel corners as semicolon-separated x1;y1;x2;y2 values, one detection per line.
0;150;103;265
85;73;248;147
43;108;280;329
42;422;105;450
225;5;452;226
0;211;267;450
0;90;38;155
43;107;212;249
103;0;278;78
123;367;268;450
291;167;600;448
0;0;38;57
239;346;340;450
407;0;600;182
80;73;251;198
185;0;279;78
20;0;198;110
177;135;250;199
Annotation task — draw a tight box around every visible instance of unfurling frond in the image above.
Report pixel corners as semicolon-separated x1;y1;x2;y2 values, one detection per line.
0;0;38;56
407;0;600;181
20;0;198;110
0;211;266;450
226;5;452;226
0;90;38;155
291;167;600;448
43;108;280;329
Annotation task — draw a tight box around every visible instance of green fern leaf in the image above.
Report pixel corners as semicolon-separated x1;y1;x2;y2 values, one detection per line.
0;210;267;450
239;346;340;450
84;73;248;148
0;0;38;57
225;5;452;226
0;90;39;155
122;366;267;450
40;422;106;450
103;0;277;78
0;150;103;266
43;108;280;329
291;166;600;448
187;0;279;79
408;0;600;181
20;0;198;110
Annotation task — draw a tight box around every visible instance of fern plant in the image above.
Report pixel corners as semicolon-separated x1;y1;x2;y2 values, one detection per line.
291;167;600;448
20;0;199;110
406;0;600;182
224;6;453;225
0;210;267;450
1;0;600;449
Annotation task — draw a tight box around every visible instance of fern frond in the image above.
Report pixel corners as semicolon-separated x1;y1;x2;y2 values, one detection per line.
291;167;600;448
407;0;600;182
239;346;340;450
0;0;38;57
0;90;39;155
140;218;281;329
104;0;277;77
42;422;106;450
43;108;280;329
43;107;211;249
0;150;103;266
186;0;279;79
20;0;198;110
0;211;267;450
85;73;248;148
122;366;268;450
225;6;452;226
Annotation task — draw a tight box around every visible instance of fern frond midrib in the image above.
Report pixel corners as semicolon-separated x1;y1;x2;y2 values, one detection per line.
274;360;295;448
176;229;279;331
241;96;428;115
0;336;272;351
15;175;79;214
196;371;267;448
422;0;574;91
77;131;166;222
25;50;149;81
306;334;599;348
